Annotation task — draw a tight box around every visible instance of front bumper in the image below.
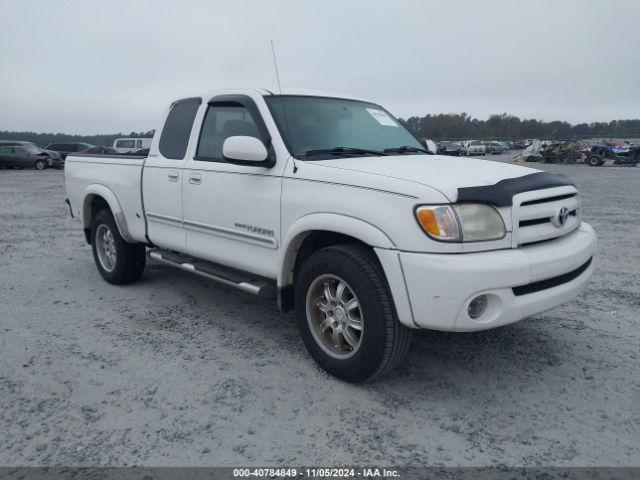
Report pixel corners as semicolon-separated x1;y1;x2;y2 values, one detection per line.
379;222;596;331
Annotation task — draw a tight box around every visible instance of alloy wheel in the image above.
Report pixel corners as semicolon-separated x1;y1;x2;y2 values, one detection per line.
95;224;117;272
305;274;364;359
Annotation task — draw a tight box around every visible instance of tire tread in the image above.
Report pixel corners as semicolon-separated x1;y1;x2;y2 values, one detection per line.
92;209;145;285
329;245;411;381
296;243;411;382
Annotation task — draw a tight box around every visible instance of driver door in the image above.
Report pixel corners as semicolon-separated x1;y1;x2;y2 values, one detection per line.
182;95;283;278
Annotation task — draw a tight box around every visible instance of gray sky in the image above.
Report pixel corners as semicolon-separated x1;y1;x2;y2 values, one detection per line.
1;0;639;134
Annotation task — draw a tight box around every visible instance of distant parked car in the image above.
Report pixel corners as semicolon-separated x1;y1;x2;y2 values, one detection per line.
596;141;631;157
511;140;526;150
0;141;60;168
438;141;463;156
79;146;119;155
44;143;95;164
0;144;51;170
464;140;487;156
0;140;63;168
485;141;506;155
113;137;152;153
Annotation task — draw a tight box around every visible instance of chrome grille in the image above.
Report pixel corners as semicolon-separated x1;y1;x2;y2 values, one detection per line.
512;186;580;247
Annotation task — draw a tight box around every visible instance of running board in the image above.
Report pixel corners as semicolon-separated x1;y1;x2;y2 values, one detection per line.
148;250;276;299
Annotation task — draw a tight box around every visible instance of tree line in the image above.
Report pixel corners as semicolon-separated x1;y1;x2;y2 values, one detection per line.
399;113;640;140
3;114;640;146
0;130;155;147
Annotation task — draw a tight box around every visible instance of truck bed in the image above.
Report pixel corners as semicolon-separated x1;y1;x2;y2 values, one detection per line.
65;154;148;243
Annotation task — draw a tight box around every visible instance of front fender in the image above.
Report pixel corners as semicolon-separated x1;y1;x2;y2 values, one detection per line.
278;213;417;328
278;212;396;287
82;184;134;243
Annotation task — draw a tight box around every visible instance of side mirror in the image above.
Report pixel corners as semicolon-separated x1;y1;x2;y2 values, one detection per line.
222;136;269;165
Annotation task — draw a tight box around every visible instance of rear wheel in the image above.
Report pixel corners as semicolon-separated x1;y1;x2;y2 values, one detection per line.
91;209;146;284
295;244;412;382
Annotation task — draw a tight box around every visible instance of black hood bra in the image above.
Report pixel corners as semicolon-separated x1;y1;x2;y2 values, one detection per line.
456;171;574;207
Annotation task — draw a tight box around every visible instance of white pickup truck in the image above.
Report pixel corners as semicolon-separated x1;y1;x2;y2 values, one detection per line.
464;140;487;156
65;89;597;382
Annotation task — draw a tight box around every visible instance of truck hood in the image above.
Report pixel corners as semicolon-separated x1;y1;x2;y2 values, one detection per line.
306;154;539;201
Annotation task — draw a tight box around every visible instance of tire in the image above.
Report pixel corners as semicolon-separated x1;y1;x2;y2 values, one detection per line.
295;244;412;382
91;209;146;285
587;155;604;167
35;159;47;170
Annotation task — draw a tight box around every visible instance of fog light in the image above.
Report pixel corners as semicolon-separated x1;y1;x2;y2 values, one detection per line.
468;295;487;319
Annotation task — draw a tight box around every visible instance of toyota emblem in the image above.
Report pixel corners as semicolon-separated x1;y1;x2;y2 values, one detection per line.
554;207;569;227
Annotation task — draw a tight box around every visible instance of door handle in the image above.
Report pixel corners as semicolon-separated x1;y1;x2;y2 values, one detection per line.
188;173;202;185
167;170;179;182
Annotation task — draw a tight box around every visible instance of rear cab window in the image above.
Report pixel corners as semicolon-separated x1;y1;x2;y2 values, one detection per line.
159;98;202;160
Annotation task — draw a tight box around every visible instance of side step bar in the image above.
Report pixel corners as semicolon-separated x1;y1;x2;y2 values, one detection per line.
148;250;277;299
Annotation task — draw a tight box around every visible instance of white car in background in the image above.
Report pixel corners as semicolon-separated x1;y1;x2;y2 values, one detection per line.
113;137;152;154
464;140;487;156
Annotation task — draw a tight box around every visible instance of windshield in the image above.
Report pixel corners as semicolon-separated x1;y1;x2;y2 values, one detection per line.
264;95;424;159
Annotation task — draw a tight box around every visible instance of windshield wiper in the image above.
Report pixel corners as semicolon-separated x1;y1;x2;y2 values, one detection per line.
303;147;388;158
383;146;432;155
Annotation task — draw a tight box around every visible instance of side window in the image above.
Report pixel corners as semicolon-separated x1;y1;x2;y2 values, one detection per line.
136;140;143;148
159;98;201;160
196;103;262;161
116;140;136;148
0;146;12;154
116;139;135;149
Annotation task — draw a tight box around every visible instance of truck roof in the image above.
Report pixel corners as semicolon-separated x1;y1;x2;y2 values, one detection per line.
174;88;373;105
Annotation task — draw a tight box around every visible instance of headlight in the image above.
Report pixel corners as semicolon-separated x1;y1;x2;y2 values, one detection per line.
415;205;461;241
415;204;506;242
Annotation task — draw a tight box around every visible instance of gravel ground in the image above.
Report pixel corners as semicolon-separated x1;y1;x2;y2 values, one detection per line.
0;156;639;467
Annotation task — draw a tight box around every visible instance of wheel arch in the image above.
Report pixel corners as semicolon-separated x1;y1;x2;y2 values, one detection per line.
82;184;134;244
278;213;396;289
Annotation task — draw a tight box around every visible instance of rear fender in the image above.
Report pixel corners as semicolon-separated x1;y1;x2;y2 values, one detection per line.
82;184;134;243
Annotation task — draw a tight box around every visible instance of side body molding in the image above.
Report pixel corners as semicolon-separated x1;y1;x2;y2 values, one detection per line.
82;184;135;243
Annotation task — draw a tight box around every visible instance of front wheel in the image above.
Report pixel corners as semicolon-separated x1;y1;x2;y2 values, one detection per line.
587;155;604;167
295;244;412;382
35;158;47;170
91;209;146;284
